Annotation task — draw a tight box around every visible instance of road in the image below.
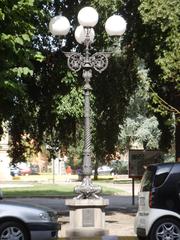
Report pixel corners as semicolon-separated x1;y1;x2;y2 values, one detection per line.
5;195;138;213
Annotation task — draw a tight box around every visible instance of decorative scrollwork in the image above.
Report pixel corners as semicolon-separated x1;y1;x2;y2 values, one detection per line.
91;52;110;73
64;52;111;73
64;53;82;72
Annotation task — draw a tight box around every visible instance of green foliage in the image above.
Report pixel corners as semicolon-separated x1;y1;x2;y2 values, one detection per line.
55;87;84;118
110;160;128;175
0;1;86;160
118;61;162;152
119;116;161;151
1;0;179;164
126;60;150;118
93;50;139;162
0;0;47;136
138;0;180;119
135;0;180;156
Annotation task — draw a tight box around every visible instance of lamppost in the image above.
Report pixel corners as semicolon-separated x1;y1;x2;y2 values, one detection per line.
49;6;126;199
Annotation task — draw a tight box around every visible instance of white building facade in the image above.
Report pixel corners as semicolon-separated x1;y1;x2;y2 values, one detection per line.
0;122;11;180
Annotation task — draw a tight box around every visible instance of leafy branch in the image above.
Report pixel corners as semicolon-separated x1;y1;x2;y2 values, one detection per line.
150;86;180;120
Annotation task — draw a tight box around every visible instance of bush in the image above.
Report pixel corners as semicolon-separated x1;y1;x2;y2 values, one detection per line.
111;160;128;175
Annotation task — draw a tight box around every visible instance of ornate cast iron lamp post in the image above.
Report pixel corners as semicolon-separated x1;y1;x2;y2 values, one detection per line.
49;7;126;199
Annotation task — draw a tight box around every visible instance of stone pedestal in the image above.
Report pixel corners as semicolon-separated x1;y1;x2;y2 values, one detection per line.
65;198;109;238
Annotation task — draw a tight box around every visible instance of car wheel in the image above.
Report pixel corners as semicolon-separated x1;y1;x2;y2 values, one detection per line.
149;217;180;240
0;221;29;240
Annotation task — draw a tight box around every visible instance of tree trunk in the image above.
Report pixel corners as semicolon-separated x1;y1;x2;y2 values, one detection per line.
93;158;98;180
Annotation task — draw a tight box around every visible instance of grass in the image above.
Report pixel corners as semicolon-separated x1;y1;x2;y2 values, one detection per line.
1;173;131;197
2;182;125;198
2;184;75;198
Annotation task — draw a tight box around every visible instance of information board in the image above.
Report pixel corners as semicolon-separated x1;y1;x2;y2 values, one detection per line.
128;149;162;178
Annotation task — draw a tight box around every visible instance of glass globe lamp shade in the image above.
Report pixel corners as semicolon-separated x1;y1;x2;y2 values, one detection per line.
105;15;127;36
78;7;98;27
75;25;95;44
49;16;70;36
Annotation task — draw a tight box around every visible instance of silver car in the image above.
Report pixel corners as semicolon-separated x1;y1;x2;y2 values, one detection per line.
92;165;113;175
0;191;60;240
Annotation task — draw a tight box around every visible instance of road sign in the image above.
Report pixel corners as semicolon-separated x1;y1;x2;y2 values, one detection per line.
128;149;162;178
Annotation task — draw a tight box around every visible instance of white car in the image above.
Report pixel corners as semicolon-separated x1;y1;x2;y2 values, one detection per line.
0;190;60;240
134;162;180;240
93;165;113;175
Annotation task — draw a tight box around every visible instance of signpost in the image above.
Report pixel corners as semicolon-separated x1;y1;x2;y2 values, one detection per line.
128;149;162;204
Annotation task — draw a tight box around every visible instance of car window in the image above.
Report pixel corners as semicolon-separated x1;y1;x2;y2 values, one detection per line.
140;169;154;191
154;172;169;187
153;164;172;188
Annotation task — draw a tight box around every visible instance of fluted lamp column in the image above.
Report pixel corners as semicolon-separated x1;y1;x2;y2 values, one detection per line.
49;6;126;199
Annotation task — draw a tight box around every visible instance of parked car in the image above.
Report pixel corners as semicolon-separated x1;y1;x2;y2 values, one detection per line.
19;166;32;175
0;189;60;240
10;165;21;177
134;162;180;240
93;165;113;175
16;163;32;176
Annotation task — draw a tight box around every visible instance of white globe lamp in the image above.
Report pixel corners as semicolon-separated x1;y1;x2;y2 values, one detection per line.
105;15;127;36
49;15;70;36
78;7;99;27
75;25;95;44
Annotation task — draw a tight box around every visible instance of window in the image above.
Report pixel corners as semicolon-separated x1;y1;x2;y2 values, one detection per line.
140;169;154;191
154;172;169;187
153;164;172;188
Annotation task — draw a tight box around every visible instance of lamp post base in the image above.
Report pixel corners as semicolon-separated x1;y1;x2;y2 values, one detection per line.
74;176;102;199
65;198;109;238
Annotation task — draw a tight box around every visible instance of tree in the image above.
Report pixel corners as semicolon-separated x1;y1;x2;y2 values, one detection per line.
30;0;140;166
0;0;46;119
1;0;179;165
0;1;85;161
89;0;141;166
119;116;161;150
0;0;50;160
118;62;162;151
137;0;180;160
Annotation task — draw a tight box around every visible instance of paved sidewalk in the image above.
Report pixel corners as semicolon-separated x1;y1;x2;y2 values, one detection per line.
58;211;137;238
58;194;138;239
